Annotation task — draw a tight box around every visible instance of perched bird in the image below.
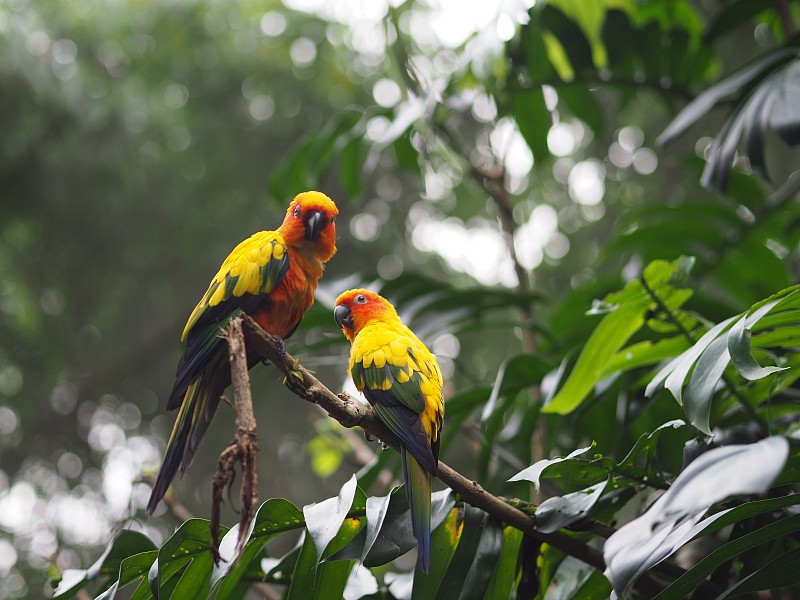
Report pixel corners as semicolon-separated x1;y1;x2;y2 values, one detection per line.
334;289;444;572
147;191;338;514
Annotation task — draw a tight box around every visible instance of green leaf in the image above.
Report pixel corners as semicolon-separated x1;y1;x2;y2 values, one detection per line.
604;437;789;598
571;568;613;600
410;506;461;600
652;514;800;600
543;298;647;414
510;88;551;163
714;545;800;598
170;552;213;600
52;530;156;600
619;420;685;469
646;315;738;402
287;516;362;600
682;334;730;435
540;5;595;76
150;519;220;599
728;298;790;380
330;489;456;568
94;552;159;600
304;474;360;563
691;494;800;539
455;517;505;600
425;506;486;599
481;526;523;600
545;257;695;414
658;47;799;146
599;336;689;381
508;445;595;490
535;479;607;534
211;498;304;596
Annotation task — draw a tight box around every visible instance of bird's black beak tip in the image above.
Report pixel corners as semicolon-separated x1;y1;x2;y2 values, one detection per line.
304;210;325;241
334;304;353;329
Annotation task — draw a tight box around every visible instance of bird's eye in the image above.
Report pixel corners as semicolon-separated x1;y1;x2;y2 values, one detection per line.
293;205;301;218
355;294;367;304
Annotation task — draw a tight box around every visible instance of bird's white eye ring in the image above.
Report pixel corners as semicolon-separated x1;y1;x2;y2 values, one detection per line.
293;205;301;217
355;294;367;304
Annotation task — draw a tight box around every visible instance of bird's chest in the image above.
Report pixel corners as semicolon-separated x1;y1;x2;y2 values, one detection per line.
254;261;319;338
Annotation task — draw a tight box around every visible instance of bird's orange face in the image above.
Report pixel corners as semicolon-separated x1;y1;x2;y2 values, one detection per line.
280;191;338;261
334;288;396;342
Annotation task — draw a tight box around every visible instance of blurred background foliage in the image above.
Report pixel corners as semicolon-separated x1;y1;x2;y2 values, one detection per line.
2;0;800;598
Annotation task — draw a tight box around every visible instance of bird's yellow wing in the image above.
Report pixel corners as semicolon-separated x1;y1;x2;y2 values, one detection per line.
182;231;289;341
350;323;443;472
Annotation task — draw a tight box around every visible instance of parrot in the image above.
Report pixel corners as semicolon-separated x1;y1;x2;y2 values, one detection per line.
333;289;444;573
147;191;339;514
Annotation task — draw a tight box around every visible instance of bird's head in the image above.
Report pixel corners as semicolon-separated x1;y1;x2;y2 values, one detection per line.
334;289;398;342
279;191;338;261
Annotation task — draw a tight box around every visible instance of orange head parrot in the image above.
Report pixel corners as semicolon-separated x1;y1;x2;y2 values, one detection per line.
334;289;444;573
147;191;338;514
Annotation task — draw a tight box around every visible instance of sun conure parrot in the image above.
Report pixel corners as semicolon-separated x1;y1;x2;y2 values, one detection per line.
147;191;339;514
333;289;444;572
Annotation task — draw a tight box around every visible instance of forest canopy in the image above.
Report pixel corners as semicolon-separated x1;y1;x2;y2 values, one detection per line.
2;0;800;599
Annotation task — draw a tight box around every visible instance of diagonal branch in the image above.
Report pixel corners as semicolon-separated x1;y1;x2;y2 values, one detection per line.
236;315;602;568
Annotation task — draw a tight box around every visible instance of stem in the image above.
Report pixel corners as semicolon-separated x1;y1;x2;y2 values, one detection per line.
773;0;797;37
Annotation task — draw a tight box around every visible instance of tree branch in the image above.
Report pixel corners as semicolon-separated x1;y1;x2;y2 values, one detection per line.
236;315;603;570
210;318;260;561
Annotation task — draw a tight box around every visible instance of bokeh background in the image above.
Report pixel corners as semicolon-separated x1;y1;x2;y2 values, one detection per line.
3;1;800;598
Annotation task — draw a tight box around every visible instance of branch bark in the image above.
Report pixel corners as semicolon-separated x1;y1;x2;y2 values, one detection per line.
210;318;260;561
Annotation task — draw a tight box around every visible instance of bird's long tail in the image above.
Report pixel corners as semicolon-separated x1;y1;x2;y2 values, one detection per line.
146;351;228;514
402;447;432;573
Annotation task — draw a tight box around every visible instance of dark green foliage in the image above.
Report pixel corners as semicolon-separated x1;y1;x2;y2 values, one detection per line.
11;1;800;599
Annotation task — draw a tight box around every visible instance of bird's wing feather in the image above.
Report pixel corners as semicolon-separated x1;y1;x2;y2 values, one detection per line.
351;326;439;473
182;230;290;341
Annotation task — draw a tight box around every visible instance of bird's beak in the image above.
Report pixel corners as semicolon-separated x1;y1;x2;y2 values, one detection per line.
334;304;354;329
303;210;325;241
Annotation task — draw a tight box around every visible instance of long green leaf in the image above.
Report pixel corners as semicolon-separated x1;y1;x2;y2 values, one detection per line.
304;474;361;563
604;437;789;598
658;47;799;145
211;497;304;594
150;519;221;599
728;298;790;380
652;513;800;600
481;526;522;600
535;479;607;534
430;506;486;599
411;507;461;600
